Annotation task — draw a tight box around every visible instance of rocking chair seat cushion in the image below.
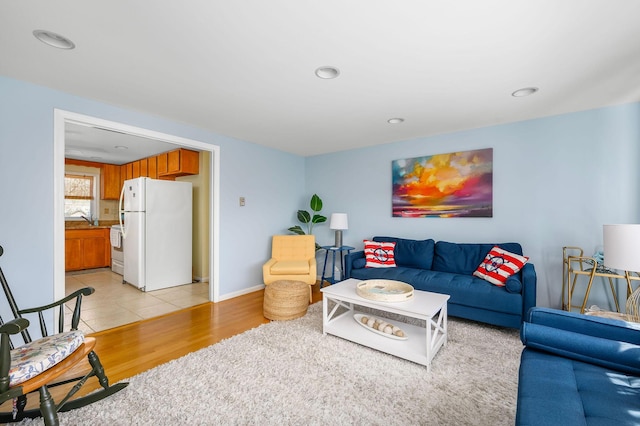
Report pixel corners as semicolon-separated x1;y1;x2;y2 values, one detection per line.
9;330;85;386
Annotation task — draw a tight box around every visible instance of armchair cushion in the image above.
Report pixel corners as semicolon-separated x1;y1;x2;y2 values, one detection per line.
10;330;84;386
270;260;311;275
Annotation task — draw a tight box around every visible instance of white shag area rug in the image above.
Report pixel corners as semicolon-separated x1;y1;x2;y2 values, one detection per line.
19;302;522;425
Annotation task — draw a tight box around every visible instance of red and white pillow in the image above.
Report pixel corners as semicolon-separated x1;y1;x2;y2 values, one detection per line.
364;240;397;268
473;246;528;286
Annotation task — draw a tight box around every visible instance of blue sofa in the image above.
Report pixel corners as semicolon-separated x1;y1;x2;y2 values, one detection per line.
344;237;536;328
517;307;640;425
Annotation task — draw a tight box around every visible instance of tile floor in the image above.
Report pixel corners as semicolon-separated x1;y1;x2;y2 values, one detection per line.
65;268;210;334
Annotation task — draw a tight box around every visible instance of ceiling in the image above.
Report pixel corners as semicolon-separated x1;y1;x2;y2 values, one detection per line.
2;1;640;158
64;122;179;165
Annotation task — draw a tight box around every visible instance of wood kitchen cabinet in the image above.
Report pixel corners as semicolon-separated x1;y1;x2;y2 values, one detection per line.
65;228;111;272
132;161;140;178
157;148;199;178
139;158;148;177
100;164;121;200
147;156;157;179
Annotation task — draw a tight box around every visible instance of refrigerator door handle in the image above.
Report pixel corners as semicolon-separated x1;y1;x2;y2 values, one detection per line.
118;184;127;239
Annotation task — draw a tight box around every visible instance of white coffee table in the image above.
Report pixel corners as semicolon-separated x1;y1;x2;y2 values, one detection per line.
321;278;450;371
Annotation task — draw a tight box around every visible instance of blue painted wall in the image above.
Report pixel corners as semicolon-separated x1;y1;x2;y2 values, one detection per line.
0;75;304;315
2;74;638;315
307;103;640;309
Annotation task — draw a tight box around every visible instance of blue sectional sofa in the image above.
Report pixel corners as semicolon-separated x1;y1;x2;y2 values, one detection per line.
344;237;536;328
517;307;640;425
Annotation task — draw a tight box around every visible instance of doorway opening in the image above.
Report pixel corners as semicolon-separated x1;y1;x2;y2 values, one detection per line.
53;110;220;329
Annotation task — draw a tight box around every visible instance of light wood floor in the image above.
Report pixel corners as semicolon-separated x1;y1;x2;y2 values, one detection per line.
3;283;324;414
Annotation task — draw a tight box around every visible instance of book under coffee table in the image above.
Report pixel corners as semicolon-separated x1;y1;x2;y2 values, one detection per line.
321;278;450;371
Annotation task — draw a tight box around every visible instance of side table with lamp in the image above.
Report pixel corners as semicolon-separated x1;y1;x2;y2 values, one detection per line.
321;213;353;287
600;224;640;321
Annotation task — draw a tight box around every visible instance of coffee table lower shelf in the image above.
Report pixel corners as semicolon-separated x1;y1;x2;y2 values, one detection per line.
322;303;446;371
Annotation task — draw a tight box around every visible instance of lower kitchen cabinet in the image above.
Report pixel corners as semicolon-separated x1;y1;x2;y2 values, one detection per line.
65;228;111;271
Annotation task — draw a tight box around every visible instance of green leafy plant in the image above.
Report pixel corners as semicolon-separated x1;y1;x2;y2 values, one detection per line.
288;194;327;238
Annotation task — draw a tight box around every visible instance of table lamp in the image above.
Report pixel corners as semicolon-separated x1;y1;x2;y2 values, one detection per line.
330;213;348;248
603;224;640;321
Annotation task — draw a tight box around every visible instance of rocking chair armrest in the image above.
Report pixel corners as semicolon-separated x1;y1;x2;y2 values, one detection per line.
0;318;29;335
18;287;95;315
0;318;30;393
18;287;94;336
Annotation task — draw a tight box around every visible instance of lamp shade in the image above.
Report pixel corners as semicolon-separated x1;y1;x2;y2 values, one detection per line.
329;213;348;230
603;224;640;272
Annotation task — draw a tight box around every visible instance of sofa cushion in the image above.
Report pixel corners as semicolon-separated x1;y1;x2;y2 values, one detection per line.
473;246;529;286
517;348;640;426
432;241;523;275
350;267;521;315
352;257;366;269
363;240;396;268
373;236;435;270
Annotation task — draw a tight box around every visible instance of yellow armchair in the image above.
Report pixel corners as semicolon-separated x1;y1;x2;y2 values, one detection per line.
263;235;317;302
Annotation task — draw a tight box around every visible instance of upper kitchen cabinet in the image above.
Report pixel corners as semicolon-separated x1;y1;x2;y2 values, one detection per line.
147;156;158;179
157;148;199;178
100;164;121;200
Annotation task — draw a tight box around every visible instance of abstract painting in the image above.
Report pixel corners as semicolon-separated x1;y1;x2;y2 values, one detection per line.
392;148;493;218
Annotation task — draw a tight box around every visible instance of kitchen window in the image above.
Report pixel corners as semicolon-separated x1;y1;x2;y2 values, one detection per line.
65;173;98;221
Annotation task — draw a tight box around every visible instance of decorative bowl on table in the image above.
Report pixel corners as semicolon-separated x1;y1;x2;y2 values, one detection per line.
356;279;414;302
353;314;408;340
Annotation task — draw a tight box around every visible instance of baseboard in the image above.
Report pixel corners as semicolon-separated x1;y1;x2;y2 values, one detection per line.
193;275;209;283
218;284;265;301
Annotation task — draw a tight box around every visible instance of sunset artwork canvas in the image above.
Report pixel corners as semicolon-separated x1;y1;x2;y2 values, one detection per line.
392;148;493;218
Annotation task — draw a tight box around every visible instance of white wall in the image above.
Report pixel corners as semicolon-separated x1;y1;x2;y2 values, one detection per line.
0;75;304;317
306;102;640;309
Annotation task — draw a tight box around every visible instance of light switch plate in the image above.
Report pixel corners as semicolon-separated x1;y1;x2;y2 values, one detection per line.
240;197;245;206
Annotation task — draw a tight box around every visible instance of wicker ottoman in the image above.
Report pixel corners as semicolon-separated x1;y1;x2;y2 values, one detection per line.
263;280;310;321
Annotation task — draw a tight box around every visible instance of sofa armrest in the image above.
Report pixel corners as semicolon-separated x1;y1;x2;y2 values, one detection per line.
526;307;640;343
521;263;537;316
521;307;640;374
345;250;365;279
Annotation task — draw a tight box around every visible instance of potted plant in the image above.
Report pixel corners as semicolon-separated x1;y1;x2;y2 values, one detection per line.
288;194;326;250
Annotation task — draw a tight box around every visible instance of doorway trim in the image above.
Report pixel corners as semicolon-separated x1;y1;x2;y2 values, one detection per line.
53;109;220;303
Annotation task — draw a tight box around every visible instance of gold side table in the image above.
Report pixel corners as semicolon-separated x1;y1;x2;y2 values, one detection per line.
565;251;639;314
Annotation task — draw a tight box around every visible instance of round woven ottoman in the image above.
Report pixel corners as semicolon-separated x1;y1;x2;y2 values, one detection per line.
263;280;310;321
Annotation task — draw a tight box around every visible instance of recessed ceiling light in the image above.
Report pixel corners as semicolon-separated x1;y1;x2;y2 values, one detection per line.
512;87;539;97
387;118;405;124
33;30;75;49
114;145;128;150
315;66;340;79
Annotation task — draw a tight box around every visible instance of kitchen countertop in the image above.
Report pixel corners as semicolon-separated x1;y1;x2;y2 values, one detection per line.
65;220;119;230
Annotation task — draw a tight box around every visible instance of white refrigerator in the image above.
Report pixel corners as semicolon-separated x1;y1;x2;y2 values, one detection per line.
119;177;193;292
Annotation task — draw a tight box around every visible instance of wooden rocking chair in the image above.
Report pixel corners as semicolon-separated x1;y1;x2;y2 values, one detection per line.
0;245;128;425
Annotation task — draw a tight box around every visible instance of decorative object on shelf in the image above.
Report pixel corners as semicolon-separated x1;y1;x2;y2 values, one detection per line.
353;314;407;340
392;148;493;218
288;194;326;251
603;224;640;320
329;213;348;248
356;279;414;302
